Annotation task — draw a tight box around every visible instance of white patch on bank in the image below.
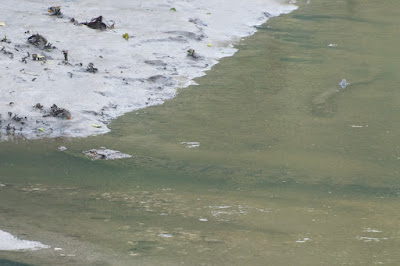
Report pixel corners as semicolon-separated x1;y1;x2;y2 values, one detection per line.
0;229;50;250
0;0;297;140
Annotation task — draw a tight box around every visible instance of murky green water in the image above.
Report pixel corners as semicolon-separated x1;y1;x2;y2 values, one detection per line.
2;0;400;265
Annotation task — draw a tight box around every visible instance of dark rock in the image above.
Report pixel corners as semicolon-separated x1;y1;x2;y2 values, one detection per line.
1;46;14;59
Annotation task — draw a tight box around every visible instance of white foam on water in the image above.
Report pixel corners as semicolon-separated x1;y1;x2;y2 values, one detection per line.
158;233;173;238
357;236;388;242
0;0;297;140
364;228;382;233
0;229;50;250
295;237;310;243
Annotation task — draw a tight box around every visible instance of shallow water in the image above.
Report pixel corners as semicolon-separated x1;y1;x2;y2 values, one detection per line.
1;0;400;265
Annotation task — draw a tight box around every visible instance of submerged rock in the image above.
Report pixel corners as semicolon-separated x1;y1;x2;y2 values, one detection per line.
82;147;132;160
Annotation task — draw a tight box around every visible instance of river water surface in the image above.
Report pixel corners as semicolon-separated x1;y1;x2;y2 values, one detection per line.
1;0;400;265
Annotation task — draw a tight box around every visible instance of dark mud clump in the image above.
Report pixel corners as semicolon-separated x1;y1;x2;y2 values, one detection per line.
86;62;98;73
45;104;71;119
82;16;107;30
27;34;54;50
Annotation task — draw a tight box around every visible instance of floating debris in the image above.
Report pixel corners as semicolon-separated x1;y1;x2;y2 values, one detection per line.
91;124;102;128
207;43;212;47
0;22;5;27
82;147;132;160
28;34;54;50
170;8;177;12
32;54;46;61
83;16;107;30
12;114;25;123
62;50;68;61
328;43;337;47
21;52;30;63
187;48;195;57
1;35;11;44
186;49;202;59
86;62;98;73
43;104;71;119
0;46;13;59
69;18;80;26
338;79;349;89
48;6;62;16
122;33;130;40
34;103;44;110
